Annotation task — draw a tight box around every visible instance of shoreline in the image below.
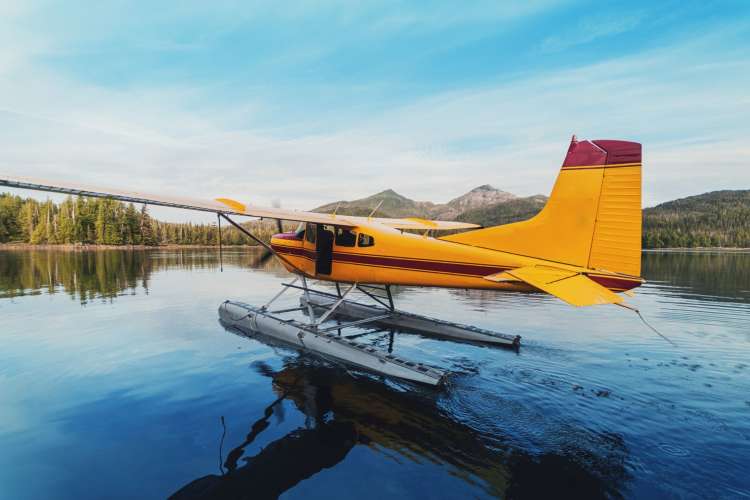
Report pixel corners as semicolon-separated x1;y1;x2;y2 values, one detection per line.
0;243;260;251
1;243;748;253
642;247;750;253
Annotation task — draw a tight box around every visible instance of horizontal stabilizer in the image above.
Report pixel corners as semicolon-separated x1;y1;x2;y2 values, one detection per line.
485;265;624;307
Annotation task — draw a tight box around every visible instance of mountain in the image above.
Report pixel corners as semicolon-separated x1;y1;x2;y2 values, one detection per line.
313;185;516;220
643;190;750;248
313;189;434;218
455;195;547;227
431;185;517;220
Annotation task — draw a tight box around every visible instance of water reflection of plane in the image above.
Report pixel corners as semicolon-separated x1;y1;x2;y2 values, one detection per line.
171;328;629;499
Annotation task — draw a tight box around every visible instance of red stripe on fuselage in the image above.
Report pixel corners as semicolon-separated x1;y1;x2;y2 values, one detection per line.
332;251;509;276
271;244;510;277
271;244;643;291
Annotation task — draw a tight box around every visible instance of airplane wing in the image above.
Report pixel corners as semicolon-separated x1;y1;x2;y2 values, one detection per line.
0;174;479;231
0;174;357;226
484;265;625;307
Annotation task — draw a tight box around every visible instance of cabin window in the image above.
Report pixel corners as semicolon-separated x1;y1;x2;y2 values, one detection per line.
358;233;375;247
335;228;356;247
305;223;316;244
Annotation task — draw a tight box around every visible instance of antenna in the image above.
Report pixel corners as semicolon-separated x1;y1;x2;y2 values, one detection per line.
332;202;341;217
368;199;384;218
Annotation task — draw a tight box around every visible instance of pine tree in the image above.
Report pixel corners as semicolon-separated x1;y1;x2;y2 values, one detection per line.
0;194;23;242
31;200;58;244
139;205;157;246
18;200;38;242
57;197;76;243
95;200;107;244
125;203;139;245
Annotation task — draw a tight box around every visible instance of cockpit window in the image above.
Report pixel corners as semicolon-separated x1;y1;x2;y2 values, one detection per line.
335;228;356;247
305;223;316;244
357;233;375;247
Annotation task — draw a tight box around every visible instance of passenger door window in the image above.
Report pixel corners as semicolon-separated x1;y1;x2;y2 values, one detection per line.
335;228;356;247
358;233;375;247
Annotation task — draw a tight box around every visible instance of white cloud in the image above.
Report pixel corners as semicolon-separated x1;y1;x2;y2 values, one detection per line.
0;10;748;222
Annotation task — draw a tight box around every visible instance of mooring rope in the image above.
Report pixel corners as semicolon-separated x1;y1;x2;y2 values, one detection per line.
616;302;676;347
635;309;677;347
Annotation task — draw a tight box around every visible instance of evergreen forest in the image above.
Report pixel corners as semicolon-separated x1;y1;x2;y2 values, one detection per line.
0;193;281;246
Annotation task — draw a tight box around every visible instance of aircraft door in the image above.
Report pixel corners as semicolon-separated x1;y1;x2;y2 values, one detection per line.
315;225;334;275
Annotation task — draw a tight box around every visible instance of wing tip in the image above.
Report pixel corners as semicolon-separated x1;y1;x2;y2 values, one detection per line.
215;197;247;213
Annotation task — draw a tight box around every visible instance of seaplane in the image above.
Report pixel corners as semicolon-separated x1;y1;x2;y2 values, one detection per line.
1;136;645;385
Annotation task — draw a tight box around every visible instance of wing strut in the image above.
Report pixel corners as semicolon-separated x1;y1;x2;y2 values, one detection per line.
218;213;304;275
216;213;223;273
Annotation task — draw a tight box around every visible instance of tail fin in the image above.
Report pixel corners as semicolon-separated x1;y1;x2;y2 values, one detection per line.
442;136;642;277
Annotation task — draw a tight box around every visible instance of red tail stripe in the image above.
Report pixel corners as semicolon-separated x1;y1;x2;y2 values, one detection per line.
562;137;641;167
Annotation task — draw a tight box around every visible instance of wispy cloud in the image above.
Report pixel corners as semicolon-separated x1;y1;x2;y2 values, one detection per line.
0;1;748;221
539;11;645;53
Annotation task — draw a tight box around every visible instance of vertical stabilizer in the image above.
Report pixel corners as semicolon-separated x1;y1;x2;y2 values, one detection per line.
441;137;642;277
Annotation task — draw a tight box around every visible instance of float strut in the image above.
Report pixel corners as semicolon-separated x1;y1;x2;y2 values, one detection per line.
262;277;299;311
301;276;316;323
314;283;357;326
385;285;395;311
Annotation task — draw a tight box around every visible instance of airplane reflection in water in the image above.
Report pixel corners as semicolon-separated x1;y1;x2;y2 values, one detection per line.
171;325;630;499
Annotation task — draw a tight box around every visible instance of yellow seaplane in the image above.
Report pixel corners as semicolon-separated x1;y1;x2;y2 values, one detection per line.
0;136;645;385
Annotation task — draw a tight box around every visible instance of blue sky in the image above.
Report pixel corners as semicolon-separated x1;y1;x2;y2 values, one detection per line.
1;0;748;219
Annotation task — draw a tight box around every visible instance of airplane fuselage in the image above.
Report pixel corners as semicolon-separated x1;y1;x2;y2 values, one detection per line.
270;223;641;293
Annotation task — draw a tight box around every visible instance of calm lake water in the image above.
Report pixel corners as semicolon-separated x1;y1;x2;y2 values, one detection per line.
1;249;749;499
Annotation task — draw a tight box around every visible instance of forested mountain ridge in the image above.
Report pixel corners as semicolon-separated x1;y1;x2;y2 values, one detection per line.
643;190;750;248
455;195;548;227
2;189;748;248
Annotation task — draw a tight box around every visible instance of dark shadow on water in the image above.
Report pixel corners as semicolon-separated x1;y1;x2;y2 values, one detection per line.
170;326;630;499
